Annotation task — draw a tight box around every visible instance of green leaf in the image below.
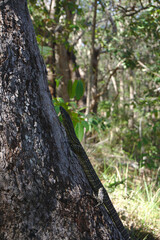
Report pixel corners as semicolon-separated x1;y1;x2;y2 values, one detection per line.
54;105;60;115
70;101;78;109
72;79;78;97
67;80;73;98
81;120;89;132
69;24;79;31
57;97;65;104
75;122;84;141
75;80;84;100
38;45;52;58
55;76;63;88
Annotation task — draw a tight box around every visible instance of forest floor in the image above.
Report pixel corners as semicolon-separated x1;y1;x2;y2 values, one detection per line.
85;142;160;240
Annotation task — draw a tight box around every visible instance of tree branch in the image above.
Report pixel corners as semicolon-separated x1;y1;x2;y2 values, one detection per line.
137;60;160;78
117;3;157;17
96;59;125;99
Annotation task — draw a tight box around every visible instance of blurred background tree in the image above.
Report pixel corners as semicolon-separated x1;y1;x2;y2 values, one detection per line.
28;0;160;167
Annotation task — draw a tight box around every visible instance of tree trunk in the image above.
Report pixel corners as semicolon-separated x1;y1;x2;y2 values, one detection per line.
119;74;124;110
56;43;71;101
86;0;98;115
47;41;57;98
128;70;134;129
55;0;81;102
0;1;125;239
90;46;101;113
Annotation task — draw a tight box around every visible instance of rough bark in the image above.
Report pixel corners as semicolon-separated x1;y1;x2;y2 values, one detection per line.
0;1;125;239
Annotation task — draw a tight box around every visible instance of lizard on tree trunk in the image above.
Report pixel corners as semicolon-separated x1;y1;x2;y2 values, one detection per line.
60;106;130;240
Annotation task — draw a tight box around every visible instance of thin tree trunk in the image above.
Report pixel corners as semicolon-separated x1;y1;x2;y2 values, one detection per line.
119;75;124;110
86;0;98;115
91;46;101;113
47;42;57;98
56;43;71;101
0;1;125;239
55;0;81;102
128;70;134;128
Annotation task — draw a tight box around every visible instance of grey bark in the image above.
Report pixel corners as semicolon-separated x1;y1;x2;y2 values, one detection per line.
0;1;125;239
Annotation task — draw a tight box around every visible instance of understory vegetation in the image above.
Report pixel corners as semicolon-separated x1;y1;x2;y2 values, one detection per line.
56;99;160;240
91;143;160;240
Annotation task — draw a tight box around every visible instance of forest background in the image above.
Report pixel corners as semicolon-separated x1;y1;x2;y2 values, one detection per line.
28;0;160;239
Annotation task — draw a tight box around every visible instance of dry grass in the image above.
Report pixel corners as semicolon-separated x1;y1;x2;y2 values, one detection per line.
86;144;160;240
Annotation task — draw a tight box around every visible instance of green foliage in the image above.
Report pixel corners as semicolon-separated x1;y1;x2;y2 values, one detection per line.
67;80;73;98
38;46;52;59
55;76;63;88
29;0;160;170
53;97;110;141
75;122;84;141
75;80;84;100
98;94;160;169
67;79;84;100
53;98;88;141
88;114;109;133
